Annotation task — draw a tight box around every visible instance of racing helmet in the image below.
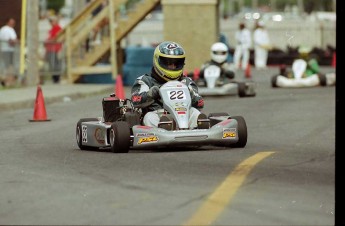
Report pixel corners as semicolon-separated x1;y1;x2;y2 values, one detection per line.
210;42;228;64
153;41;186;82
298;46;312;60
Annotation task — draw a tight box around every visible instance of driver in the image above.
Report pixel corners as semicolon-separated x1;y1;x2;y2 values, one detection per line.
131;41;206;129
198;42;235;86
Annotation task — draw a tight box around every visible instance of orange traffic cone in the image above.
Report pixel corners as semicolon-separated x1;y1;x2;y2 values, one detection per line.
29;85;50;122
332;52;336;68
115;74;125;100
245;64;251;79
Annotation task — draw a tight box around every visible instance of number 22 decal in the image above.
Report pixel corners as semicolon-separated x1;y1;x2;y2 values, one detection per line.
169;90;186;100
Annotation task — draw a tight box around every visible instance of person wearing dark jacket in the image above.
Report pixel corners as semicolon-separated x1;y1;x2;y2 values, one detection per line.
131;41;206;129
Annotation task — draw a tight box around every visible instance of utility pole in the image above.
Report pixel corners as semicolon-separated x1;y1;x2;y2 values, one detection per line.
26;0;39;86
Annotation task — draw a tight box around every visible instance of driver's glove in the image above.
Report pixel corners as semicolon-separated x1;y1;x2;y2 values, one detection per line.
223;70;235;79
147;86;160;100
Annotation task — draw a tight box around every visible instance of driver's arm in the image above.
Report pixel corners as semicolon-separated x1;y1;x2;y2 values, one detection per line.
131;77;155;108
184;78;204;109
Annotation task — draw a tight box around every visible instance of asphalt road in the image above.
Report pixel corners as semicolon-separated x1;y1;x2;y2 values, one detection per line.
0;67;336;225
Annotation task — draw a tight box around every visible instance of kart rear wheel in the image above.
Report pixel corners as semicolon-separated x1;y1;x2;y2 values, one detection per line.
76;118;100;150
238;82;246;97
230;116;247;148
110;121;130;153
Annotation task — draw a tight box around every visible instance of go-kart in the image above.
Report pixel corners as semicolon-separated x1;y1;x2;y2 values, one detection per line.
193;64;256;97
271;59;336;88
76;81;248;153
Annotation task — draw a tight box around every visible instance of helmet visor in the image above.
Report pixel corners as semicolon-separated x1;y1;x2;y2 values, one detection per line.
159;56;185;70
212;51;227;55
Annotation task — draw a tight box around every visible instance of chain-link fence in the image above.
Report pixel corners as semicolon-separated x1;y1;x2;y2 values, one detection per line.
0;40;66;86
0;40;20;84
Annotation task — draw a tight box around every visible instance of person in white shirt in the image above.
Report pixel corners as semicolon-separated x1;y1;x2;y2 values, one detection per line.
0;17;18;86
233;22;252;70
253;20;271;69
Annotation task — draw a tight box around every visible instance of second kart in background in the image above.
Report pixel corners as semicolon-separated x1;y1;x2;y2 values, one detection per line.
189;42;256;98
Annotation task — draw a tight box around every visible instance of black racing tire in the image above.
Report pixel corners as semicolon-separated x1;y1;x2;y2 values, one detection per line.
76;118;100;150
110;121;130;153
238;82;247;97
271;75;279;88
318;73;327;86
229;116;247;148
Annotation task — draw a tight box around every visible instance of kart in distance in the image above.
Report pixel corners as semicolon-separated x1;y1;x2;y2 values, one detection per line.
193;64;256;97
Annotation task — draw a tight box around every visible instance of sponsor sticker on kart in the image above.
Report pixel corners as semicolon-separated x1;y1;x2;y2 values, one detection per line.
82;125;88;143
136;133;155;137
175;107;187;111
167;90;187;100
94;127;105;144
137;136;159;144
222;128;237;139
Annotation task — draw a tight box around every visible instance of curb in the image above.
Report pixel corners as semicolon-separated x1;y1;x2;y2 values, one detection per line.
0;85;117;112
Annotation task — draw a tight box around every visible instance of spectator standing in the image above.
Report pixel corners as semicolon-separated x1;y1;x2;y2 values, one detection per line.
233;22;252;70
0;17;19;87
44;16;62;83
253;20;271;69
219;33;233;63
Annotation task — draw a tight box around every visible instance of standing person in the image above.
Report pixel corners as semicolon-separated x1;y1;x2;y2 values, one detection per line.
0;17;19;87
253;20;271;69
233;22;252;70
219;33;233;63
131;41;207;129
44;16;62;83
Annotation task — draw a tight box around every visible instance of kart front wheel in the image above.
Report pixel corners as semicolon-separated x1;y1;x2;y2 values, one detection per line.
208;112;229;117
208;112;230;127
271;75;279;88
238;82;256;97
317;73;327;86
238;82;247;97
230;116;247;148
109;121;130;153
76;118;100;150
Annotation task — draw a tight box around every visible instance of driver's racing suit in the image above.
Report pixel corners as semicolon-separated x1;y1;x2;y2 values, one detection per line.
131;71;204;128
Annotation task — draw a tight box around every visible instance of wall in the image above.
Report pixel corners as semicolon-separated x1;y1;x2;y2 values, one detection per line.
161;0;219;73
220;19;336;51
126;17;336;54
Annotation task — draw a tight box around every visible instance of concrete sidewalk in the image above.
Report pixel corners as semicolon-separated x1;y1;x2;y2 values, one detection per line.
0;83;131;112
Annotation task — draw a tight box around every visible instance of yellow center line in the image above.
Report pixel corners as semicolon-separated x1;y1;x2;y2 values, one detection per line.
183;151;275;226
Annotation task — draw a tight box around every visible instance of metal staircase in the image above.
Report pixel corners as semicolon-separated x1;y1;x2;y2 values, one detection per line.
56;0;160;83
